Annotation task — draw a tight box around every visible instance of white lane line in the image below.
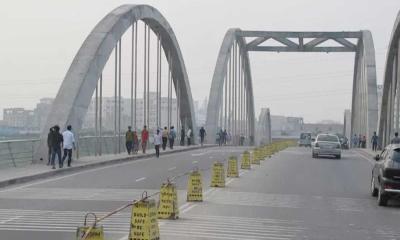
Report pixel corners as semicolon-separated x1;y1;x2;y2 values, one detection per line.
168;167;177;171
353;151;374;164
191;152;209;156
135;177;146;182
181;204;197;213
192;160;198;164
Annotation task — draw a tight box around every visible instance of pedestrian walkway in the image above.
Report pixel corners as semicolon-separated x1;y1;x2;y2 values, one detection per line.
0;145;213;188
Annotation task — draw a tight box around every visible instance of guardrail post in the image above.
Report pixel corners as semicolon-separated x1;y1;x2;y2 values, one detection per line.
7;142;17;167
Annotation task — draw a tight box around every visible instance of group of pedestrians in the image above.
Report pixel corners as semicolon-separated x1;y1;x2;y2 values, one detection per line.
352;131;400;152
126;125;195;158
352;134;367;149
47;125;76;169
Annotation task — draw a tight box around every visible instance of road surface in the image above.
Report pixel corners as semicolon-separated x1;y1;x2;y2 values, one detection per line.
0;146;399;240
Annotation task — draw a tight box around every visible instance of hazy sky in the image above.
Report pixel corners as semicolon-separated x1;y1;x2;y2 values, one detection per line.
0;0;399;123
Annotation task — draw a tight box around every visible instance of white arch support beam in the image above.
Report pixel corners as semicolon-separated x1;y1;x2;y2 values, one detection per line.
240;31;360;52
34;4;197;161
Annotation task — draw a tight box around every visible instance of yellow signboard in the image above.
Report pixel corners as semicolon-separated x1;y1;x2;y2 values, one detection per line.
158;182;179;219
129;197;160;240
251;150;260;165
227;156;239;178
210;162;225;187
187;169;203;202
241;151;251;169
76;213;104;240
76;227;104;240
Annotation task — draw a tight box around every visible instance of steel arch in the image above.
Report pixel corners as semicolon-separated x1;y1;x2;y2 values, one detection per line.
35;4;197;161
378;11;400;147
205;28;256;144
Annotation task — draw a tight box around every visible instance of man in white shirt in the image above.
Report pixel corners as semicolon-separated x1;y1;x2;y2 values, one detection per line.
153;129;162;158
62;125;76;167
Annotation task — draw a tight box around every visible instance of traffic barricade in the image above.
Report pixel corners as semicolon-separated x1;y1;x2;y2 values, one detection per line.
158;181;179;219
210;162;225;187
227;156;239;177
187;168;203;202
241;151;251;169
129;192;160;240
76;213;104;240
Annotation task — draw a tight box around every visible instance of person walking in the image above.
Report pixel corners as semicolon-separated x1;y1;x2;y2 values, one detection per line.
358;134;362;148
352;134;358;148
169;126;176;149
133;130;139;154
46;127;54;165
141;125;149;154
199;127;206;146
362;135;367;148
371;132;379;151
218;129;224;146
153;129;162;158
61;125;76;167
223;129;227;145
125;126;134;155
50;125;63;169
180;127;185;146
162;127;169;150
391;132;400;144
187;128;192;146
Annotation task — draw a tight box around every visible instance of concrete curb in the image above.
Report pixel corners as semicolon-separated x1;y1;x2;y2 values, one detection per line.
0;145;216;189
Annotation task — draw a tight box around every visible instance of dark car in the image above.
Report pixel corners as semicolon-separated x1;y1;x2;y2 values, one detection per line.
371;144;400;206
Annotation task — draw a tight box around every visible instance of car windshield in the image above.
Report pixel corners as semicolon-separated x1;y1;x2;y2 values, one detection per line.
317;135;338;142
392;148;400;162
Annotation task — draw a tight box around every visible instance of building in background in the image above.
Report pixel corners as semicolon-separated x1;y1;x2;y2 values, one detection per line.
257;108;272;145
271;115;304;137
3;108;34;129
303;121;343;135
83;92;178;132
33;98;54;131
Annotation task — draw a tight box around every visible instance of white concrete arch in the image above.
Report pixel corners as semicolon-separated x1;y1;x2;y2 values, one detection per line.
378;11;400;147
351;30;379;147
35;4;197;160
206;28;256;145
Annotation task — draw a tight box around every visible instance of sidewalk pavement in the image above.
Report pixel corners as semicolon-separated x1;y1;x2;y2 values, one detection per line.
0;144;215;189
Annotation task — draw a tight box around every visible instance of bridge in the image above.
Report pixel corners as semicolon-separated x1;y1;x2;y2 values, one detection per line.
0;4;400;240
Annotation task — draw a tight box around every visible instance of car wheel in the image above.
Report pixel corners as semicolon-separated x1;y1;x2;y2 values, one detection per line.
377;185;388;206
312;153;317;158
336;155;341;159
371;176;378;197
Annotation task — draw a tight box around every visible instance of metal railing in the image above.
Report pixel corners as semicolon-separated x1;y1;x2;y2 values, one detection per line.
0;135;188;169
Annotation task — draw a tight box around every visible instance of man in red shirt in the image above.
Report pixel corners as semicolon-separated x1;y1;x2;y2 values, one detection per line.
141;125;149;154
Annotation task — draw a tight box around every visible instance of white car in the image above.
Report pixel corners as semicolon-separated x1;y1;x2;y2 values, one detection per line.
312;134;342;159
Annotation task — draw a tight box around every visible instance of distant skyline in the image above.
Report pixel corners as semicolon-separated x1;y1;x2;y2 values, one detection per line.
0;0;399;123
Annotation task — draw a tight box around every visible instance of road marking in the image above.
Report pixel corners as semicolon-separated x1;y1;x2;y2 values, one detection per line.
192;160;198;164
353;151;374;164
135;177;146;182
191;151;209;156
181;204;197;213
168;167;177;171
